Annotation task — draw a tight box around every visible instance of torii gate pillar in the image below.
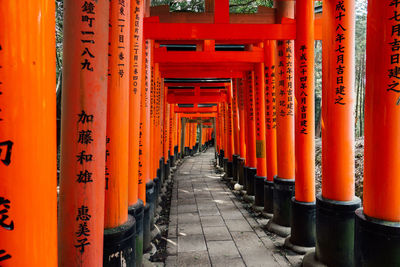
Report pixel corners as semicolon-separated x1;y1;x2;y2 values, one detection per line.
354;0;400;265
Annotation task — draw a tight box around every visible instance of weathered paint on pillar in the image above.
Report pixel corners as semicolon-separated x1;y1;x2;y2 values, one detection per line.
275;0;295;181
255;62;267;177
245;72;257;168
295;0;315;203
104;0;130;228
363;0;400;222
322;0;355;201
128;0;144;207
0;1;57;265
265;41;278;181
58;0;109;265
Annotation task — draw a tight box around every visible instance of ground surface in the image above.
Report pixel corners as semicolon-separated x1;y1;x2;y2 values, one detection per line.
165;148;302;267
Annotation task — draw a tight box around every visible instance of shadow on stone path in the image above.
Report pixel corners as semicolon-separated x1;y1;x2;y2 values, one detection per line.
165;148;301;267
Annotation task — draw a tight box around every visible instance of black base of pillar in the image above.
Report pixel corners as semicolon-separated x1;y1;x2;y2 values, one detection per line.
153;177;160;217
232;155;239;181
355;208;400;267
164;160;170;181
159;157;165;183
223;158;228;173
312;194;361;267
103;215;136;266
264;180;274;213
143;204;151;252
245;167;257;196
254;176;266;206
289;198;316;248
272;177;295;227
169;155;175;168
185;147;190;157
146;181;156;230
226;161;233;178
219;149;225;168
243;166;248;190
238;158;245;185
129;200;144;267
174;146;178;160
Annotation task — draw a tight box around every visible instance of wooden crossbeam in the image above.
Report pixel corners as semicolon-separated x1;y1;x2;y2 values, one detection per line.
155;48;264;63
175;106;218;113
168;94;227;104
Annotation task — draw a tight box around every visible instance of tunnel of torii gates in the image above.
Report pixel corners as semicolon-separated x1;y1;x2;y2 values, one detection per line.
0;0;399;266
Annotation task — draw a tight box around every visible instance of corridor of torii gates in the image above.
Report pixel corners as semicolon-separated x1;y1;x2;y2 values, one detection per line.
0;0;399;266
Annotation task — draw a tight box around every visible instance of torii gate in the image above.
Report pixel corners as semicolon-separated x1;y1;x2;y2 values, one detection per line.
1;0;399;267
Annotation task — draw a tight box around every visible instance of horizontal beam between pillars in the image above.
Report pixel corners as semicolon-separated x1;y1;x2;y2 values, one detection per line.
168;95;227;104
161;71;244;78
154;49;264;63
175;107;218;113
144;19;322;41
180;113;217;118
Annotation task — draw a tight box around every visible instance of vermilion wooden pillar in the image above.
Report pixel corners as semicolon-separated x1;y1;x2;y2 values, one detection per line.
103;0;135;264
237;79;247;186
303;1;361;266
268;0;296;234
0;1;57;265
169;104;175;162
128;1;145;265
353;1;400;265
224;84;235;178
141;39;154;252
263;40;278;215
254;61;267;207
59;0;109;265
232;79;241;183
244;71;257;197
289;0;316;249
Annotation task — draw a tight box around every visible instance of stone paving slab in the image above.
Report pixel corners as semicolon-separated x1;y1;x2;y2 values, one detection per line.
165;148;298;267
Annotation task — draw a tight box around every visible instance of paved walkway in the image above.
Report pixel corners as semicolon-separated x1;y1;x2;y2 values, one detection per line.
165;148;301;267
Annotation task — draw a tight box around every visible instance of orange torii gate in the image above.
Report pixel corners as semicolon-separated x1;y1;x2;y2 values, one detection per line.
2;0;400;266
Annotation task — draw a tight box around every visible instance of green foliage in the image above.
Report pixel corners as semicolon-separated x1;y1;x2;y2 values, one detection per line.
150;0;274;13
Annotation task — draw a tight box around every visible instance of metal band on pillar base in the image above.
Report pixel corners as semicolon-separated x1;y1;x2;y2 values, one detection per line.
284;198;315;254
253;176;266;211
353;209;400;267
266;177;294;237
244;167;256;203
232;155;239;182
103;215;136;266
263;180;274;218
128;199;145;267
302;194;361;267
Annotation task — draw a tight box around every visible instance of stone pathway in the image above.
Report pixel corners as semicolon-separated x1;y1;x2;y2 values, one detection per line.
165;148;302;267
